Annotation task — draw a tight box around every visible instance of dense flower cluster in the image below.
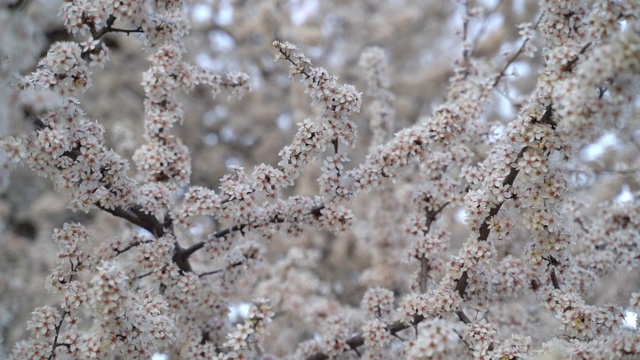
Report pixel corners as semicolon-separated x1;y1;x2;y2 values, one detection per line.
11;223;178;360
404;319;460;359
134;43;250;203
361;287;394;319
273;40;361;192
0;35;140;212
223;299;274;354
2;0;640;359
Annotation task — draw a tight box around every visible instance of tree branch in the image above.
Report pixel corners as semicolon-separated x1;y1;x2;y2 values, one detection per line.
97;203;165;238
307;314;426;360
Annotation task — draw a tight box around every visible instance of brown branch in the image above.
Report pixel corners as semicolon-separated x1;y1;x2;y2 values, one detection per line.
456;158;522;294
424;202;449;233
560;42;592;73
48;266;76;359
136;271;155;280
90;15;143;41
418;202;450;293
419;257;430;293
307;200;450;358
306;314;426;360
456;310;472;324
198;269;224;278
550;268;560;289
182;205;325;259
97;205;198;274
275;44;311;78
97;203;165;238
48;310;70;360
492;13;544;88
182;223;248;258
172;243;193;273
113;238;152;256
104;26;143;35
455;104;555;298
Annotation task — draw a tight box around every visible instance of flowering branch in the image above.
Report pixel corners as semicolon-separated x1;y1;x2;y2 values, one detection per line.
4;1;640;359
307;314;427;360
89;15;143;40
492;13;544;88
96;203;167;238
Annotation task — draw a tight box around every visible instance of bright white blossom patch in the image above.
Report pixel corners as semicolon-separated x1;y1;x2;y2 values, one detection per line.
3;1;640;359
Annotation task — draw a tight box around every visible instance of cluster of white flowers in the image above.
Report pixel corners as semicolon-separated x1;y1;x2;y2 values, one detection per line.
405;229;449;263
316;313;352;358
404;319;460;359
223;299;274;354
61;0;189;48
271;40;362;200
0;37;139;212
135;44;250;200
361;287;394;319
4;0;640;359
11;222;178;359
362;317;392;356
89;261;130;317
541;287;624;341
463;319;498;358
26;305;60;340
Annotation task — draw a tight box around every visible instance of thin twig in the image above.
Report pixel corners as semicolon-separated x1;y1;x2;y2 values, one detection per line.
492;12;545;88
97;203;165;238
90;15;143;40
307;314;426;360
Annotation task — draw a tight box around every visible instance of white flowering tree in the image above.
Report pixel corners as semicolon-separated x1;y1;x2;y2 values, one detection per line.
1;0;640;359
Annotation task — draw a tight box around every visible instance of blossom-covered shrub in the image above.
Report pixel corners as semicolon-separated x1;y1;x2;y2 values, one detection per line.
1;0;640;359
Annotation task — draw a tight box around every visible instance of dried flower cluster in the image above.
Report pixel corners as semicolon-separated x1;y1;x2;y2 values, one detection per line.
1;0;640;359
